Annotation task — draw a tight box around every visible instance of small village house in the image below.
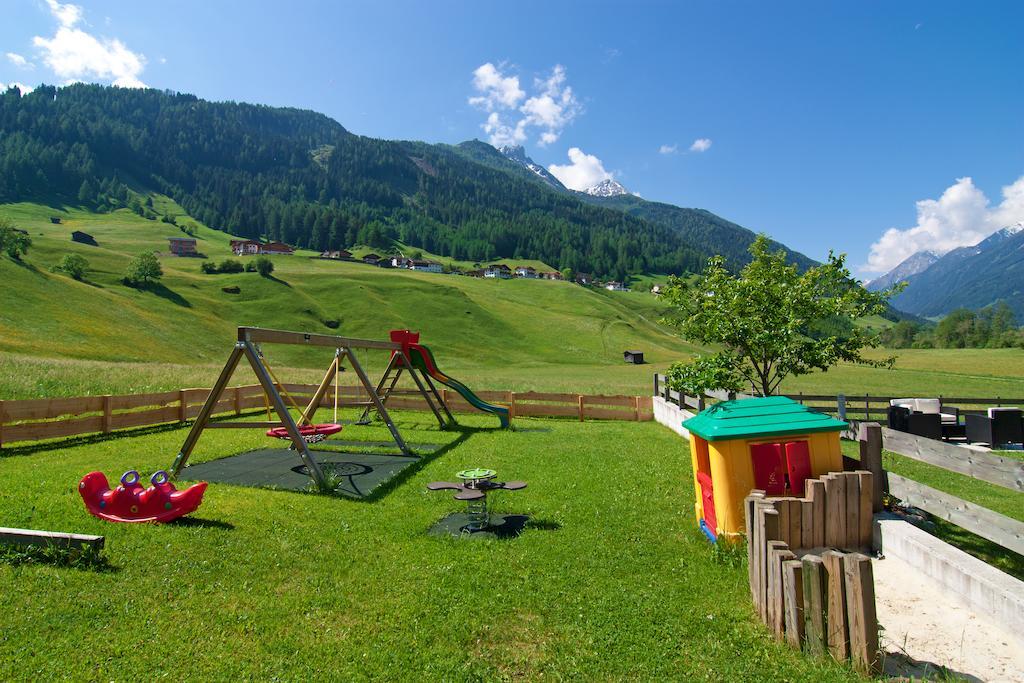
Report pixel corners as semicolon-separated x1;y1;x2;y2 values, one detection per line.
605;281;629;292
484;264;512;279
260;241;294;255
230;239;261;256
362;253;382;265
514;266;538;279
408;259;443;273
168;236;198;256
320;249;352;260
540;271;563;280
623;350;644;364
575;272;593;285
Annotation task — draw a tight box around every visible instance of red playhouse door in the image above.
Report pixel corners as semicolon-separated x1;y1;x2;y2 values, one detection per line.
696;472;717;532
784;441;812;496
750;443;786;495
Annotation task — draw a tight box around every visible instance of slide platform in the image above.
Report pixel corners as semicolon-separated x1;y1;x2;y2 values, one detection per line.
391;332;510;428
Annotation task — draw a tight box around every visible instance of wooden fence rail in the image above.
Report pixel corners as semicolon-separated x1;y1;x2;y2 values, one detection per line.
652;374;1024;422
848;422;1024;557
0;384;654;447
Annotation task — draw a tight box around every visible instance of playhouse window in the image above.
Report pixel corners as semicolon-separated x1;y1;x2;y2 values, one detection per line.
750;440;811;495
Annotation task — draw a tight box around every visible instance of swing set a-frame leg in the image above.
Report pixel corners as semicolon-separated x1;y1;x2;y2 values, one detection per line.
404;361;450;429
170;342;245;478
357;352;402;424
343;347;411;456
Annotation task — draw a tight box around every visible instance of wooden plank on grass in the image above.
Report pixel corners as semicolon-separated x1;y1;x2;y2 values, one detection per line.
844;472;860;550
801;555;828;656
888;473;1024;556
808;479;826;548
824;475;846;549
822;550;849;660
782;559;804;648
843;553;880;674
880;426;1023;492
0;527;104;552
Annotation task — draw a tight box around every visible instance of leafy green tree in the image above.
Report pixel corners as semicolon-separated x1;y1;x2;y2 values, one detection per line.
125;251;163;286
254;256;274;277
52;253;89;280
879;320;922;349
77;179;96;204
0;216;31;260
661;235;894;396
561;267;573;282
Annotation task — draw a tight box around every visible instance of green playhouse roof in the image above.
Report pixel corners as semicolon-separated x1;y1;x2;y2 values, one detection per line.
682;396;848;442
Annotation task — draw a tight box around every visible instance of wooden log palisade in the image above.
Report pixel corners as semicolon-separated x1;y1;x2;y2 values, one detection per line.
744;470;881;675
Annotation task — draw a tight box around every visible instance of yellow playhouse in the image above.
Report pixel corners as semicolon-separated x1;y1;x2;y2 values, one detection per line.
682;396;847;541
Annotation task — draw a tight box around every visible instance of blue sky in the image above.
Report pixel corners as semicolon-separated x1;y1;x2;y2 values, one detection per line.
3;1;1022;275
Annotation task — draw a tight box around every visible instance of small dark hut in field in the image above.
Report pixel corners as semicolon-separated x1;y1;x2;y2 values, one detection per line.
50;216;62;224
71;230;97;246
623;350;644;364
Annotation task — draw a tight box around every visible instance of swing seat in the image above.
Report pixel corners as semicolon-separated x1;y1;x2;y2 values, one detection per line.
265;423;343;443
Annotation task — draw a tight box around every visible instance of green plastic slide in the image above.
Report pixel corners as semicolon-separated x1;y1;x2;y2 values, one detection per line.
408;344;510;428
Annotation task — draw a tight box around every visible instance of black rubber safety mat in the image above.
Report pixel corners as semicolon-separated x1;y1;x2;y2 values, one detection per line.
180;448;419;498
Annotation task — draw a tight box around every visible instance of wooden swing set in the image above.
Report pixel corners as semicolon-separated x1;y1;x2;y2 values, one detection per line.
169;327;452;490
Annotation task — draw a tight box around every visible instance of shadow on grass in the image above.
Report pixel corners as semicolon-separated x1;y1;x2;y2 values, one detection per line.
0;545;118;573
524;518;562;531
0;421;189;459
146;282;192;307
263;274;290;287
168;516;235;531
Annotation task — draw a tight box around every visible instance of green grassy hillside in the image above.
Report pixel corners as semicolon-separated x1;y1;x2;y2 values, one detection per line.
0;201;700;396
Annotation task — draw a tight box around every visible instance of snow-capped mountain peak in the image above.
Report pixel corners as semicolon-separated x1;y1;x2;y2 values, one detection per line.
497;145;566;191
584;178;630;197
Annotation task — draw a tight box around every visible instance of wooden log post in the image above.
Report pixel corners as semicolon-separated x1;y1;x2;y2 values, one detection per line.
788;498;803;550
233;386;241;415
808;479;826;548
843;553;880;675
758;503;781;622
782;559;805;648
822;550;849;660
857;422;884;512
766;540;790;636
178;389;187;422
101;395;112;434
844;472;861;550
745;492;766;606
508;391;516;419
856;471;874;550
633;395;641;421
801;555;828;656
824;474;847;549
578;395;584;422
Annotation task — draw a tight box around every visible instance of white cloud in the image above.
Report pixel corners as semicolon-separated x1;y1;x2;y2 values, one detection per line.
6;82;35;95
862;175;1024;274
468;62;524;111
548;147;613;191
32;0;147;88
659;143;678;155
689;138;712;153
6;53;33;69
482;112;526;148
468;62;581;147
519;65;581;146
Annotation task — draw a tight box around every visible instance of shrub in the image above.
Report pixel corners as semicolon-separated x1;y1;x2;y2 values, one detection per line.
52;253;90;281
254;256;274;277
221;285;241;294
124;251;163;286
218;258;244;274
0;217;31;260
244;262;257;272
200;261;218;274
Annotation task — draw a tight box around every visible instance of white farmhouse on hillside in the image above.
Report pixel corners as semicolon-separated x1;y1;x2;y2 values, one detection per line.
484;264;512;279
515;266;538;278
605;281;629;292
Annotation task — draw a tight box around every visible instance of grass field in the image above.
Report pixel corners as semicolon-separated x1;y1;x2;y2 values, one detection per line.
0;414;861;681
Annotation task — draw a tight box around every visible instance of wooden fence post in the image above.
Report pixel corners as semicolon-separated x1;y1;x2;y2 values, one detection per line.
837;393;846;420
178;390;187;422
507;391;515;419
633;396;641;421
578;395;584;422
0;400;5;449
843;553;880;674
857;422;884;512
233;386;241;415
822;550;849;660
801;555;828;656
101;395;112;433
653;373;659;397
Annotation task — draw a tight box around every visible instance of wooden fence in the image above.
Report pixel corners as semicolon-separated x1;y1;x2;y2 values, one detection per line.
0;384;653;448
847;421;1024;557
745;472;880;674
652;374;1024;422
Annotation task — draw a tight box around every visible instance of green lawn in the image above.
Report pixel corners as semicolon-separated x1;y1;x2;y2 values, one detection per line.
0;414;860;680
